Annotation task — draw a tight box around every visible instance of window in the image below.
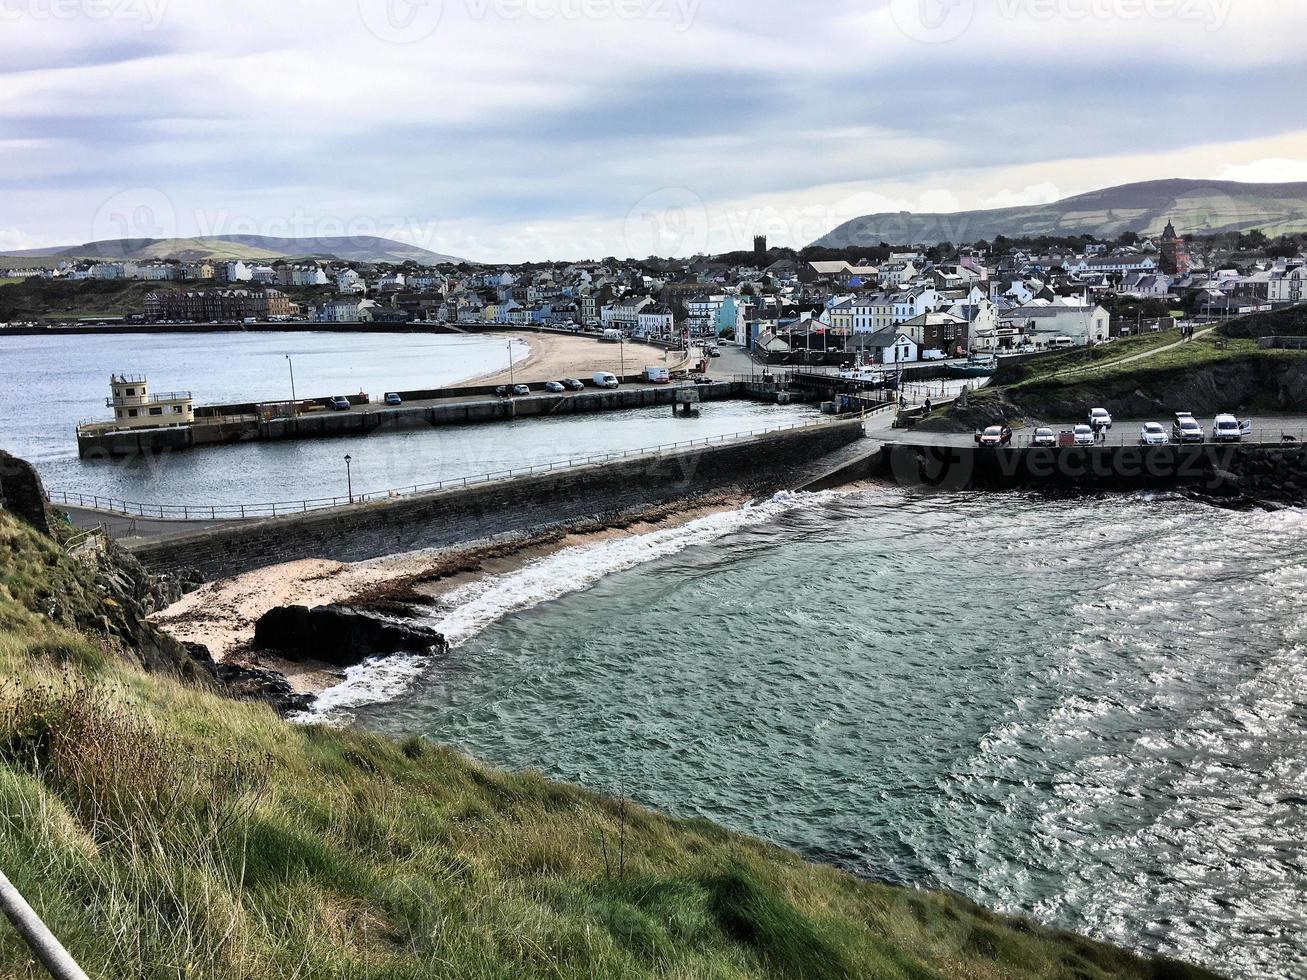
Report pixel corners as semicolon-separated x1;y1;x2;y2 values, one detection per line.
149;407;164;416
173;405;184;414
125;388;136;396
116;410;124;419
128;409;138;417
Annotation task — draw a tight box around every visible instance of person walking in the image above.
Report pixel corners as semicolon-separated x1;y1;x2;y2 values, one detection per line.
924;397;933;414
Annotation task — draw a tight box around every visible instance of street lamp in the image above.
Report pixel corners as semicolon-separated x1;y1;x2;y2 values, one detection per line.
619;335;625;379
507;340;515;387
285;354;298;416
344;454;353;505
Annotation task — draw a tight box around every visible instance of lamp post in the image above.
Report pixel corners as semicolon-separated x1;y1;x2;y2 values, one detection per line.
344;455;353;505
285;354;298;416
508;340;515;387
619;335;625;379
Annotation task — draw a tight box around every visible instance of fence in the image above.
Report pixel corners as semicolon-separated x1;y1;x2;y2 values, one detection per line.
47;418;841;522
1006;422;1307;450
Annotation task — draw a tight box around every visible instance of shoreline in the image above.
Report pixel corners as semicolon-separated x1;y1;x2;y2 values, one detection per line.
152;489;754;699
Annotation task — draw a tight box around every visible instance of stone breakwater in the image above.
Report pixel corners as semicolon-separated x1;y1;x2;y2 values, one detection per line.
125;421;866;581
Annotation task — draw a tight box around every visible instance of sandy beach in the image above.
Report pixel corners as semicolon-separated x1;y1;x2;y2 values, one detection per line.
152;491;747;695
466;331;689;386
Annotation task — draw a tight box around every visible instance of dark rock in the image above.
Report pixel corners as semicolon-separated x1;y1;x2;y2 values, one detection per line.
254;603;447;667
0;449;55;537
215;662;315;715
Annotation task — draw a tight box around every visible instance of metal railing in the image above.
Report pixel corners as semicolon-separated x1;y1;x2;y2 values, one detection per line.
1004;422;1307;450
47;418;842;522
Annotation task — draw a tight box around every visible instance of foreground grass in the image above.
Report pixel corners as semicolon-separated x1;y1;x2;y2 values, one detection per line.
0;512;1219;979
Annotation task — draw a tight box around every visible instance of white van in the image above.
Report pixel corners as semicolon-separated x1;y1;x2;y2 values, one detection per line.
1212;414;1252;442
602;329;623;343
592;371;619;389
643;366;670;384
1051;336;1076;349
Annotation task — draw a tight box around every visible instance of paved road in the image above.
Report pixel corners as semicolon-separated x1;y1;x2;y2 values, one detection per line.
56;504;239;541
876;415;1307;449
1051;327;1218;380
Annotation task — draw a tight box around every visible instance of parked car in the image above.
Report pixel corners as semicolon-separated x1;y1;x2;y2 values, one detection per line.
1139;422;1169;446
1073;424;1096;446
494;385;509;398
592;371;620;389
384;392;402;406
1212;414;1252;442
1172;412;1204;443
1087;407;1113;430
693;376;716;385
512;384;530;397
707;347;721;358
1031;427;1057;447
562;378;584;391
327;396;351;411
975;425;1013;447
543;381;565;393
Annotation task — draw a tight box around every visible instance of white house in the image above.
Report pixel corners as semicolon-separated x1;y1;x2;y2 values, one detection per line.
1119;273;1172;299
1269;267;1307;305
1004;304;1111;346
335;269;365;294
856;328;918;365
635;305;675;338
601;296;653;331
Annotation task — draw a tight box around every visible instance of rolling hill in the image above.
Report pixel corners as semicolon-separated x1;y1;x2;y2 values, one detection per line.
2;234;467;265
812;179;1307;248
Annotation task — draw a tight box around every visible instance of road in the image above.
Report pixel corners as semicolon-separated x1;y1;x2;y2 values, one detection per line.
873;415;1307;449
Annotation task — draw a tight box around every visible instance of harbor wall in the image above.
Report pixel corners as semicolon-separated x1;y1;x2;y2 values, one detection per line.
871;442;1307;503
126;420;865;580
79;383;744;457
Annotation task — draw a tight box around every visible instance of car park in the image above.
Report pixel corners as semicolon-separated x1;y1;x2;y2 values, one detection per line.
1031;427;1057;447
1139;422;1169;446
1087;407;1113;430
1172;413;1204;443
1073;424;1095;446
383;392;402;406
327;396;351;411
543;381;566;393
1212;414;1252;442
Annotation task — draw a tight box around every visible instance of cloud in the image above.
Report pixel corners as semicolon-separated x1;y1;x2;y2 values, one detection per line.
1;0;1306;260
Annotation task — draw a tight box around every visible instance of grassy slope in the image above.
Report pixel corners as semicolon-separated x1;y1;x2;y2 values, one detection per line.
0;513;1219;979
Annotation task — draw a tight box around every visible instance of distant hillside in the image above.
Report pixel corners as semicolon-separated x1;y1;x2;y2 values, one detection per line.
813;179;1307;248
3;234;467;265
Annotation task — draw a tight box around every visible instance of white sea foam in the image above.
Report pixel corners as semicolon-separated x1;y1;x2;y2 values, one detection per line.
305;490;834;720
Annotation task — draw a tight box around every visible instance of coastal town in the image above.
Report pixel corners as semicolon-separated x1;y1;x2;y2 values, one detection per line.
4;225;1306;365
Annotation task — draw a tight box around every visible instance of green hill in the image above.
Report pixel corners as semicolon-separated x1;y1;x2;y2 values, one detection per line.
0;501;1221;979
2;234;466;266
813;179;1307;248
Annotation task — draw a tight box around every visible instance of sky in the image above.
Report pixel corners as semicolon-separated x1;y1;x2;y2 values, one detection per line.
2;0;1306;262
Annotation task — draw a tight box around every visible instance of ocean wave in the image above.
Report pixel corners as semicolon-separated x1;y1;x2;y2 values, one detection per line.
305;490;842;720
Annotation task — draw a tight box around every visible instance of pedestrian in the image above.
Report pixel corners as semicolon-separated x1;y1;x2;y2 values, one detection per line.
924;397;932;414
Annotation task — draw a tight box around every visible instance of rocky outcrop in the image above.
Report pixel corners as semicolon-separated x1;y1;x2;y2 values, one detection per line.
0;449;55;537
254;603;447;667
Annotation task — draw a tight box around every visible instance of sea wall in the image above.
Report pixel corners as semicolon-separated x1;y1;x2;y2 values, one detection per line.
126;421;864;579
872;442;1307;505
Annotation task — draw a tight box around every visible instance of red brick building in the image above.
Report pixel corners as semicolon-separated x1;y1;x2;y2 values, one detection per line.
144;288;292;322
1159;220;1193;275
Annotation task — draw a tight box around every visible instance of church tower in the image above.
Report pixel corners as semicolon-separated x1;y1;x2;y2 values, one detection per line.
1159;219;1192;275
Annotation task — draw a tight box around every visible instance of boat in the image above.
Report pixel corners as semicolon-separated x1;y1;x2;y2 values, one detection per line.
947;353;998;378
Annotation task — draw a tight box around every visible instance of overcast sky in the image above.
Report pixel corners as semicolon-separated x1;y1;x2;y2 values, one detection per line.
2;0;1306;261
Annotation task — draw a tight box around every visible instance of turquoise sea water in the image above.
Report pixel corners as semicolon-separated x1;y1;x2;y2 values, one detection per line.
332;488;1307;978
